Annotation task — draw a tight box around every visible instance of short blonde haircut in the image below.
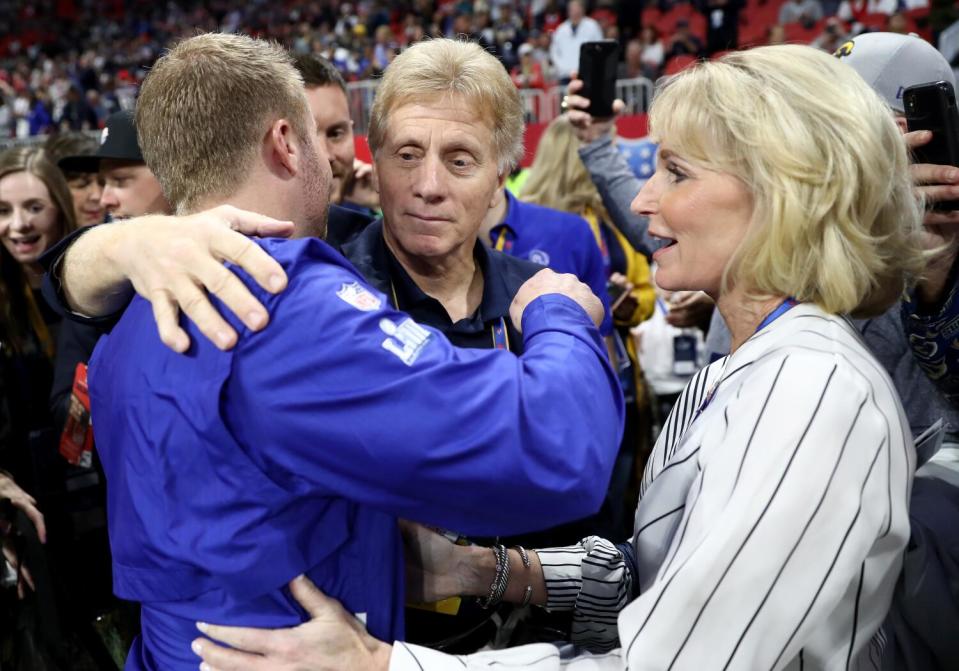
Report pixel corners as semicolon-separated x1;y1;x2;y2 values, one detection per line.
136;32;312;213
367;38;524;174
650;44;924;317
521;116;610;223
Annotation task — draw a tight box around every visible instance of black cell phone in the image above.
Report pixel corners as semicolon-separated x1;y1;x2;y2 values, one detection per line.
904;80;959;211
578;40;619;118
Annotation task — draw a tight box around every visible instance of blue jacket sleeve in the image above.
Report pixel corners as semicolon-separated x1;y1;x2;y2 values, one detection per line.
221;251;625;537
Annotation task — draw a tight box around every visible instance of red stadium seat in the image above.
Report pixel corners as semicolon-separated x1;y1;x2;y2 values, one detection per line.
664;54;697;74
642;7;662;27
783;20;819;43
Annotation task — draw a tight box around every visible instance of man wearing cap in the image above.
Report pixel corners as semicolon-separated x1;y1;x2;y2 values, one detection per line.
60;110;169;221
834;31;959;671
51;110;172;426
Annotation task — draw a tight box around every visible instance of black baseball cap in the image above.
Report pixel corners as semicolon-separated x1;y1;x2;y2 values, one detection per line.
58;110;144;173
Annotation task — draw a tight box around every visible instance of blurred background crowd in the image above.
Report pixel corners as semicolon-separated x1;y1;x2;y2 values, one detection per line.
0;0;955;141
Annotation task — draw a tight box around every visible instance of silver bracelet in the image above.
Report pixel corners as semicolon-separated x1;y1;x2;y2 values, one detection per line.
477;544;510;609
513;545;533;607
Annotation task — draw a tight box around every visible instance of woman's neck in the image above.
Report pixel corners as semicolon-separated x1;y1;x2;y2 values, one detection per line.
384;234;484;323
23;263;42;290
716;285;790;355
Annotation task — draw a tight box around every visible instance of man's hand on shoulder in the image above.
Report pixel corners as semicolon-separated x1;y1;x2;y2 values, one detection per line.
64;205;295;353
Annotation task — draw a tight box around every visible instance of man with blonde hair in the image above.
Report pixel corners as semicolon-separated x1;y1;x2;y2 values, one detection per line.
69;33;622;671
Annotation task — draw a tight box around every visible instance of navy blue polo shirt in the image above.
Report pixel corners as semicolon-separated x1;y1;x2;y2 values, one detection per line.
340;219;542;354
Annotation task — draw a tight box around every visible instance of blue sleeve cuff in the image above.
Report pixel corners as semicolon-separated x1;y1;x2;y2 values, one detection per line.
521;293;600;340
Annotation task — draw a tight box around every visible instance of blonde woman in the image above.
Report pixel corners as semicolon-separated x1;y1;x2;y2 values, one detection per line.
193;44;924;671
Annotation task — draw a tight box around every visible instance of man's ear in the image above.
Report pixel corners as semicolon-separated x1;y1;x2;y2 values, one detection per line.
371;157;380;194
489;172;508;208
266;118;299;177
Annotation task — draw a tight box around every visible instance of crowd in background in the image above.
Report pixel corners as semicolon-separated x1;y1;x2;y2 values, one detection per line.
2;0;955;139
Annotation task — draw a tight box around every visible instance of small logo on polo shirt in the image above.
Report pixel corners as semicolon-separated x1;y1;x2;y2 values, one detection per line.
336;282;382;311
380;318;432;366
528;249;551;266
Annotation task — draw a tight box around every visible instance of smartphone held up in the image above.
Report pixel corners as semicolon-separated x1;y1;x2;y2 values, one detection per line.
578;40;619;118
904;80;959;211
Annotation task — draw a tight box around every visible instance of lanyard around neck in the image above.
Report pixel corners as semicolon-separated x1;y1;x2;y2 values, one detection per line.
494;228;514;253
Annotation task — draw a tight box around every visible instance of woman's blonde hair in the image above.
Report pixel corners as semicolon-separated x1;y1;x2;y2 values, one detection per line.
520;116;609;222
650;44;924;317
367;38;525;174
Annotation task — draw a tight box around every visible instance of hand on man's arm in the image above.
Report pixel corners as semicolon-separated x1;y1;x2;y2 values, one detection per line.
58;205;294;352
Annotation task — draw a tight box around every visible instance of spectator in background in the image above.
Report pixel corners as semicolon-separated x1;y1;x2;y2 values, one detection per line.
767;23;788;43
812;16;848;51
57;86;97;132
632;28;665;78
535;0;565;33
837;0;898;23
474;3;497;49
778;0;824;24
619;37;644;79
697;0;742;54
372;24;394;71
530;28;554;76
511;42;548;88
57;110;167;221
43;132;104;228
550;0;604;83
666;18;705;58
887;11;910;33
494;2;526;67
293;53;379;216
27;91;53;136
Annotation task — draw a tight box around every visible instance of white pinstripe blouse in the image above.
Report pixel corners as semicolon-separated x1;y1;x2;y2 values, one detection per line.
391;303;914;671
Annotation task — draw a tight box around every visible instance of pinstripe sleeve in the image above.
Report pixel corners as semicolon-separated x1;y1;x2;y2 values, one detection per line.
617;351;911;670
537;537;633;651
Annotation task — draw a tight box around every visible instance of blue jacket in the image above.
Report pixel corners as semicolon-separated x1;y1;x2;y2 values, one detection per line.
89;236;624;670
